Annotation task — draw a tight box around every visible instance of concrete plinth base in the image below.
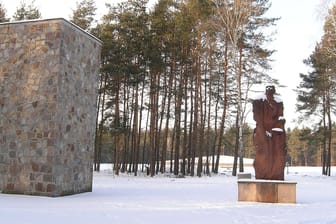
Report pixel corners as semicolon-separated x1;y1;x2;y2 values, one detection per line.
238;179;297;203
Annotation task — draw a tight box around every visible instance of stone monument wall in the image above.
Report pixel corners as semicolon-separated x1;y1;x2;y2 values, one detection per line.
0;18;101;196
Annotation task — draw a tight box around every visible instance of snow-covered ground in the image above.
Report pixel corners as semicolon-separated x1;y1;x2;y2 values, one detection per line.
1;165;336;224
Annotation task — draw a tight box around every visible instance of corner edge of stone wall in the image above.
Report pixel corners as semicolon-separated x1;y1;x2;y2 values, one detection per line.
0;18;102;46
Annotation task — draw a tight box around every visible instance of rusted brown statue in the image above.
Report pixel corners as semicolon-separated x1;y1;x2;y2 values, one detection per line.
252;85;286;180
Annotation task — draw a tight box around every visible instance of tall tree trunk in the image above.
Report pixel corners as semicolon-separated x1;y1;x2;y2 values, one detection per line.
137;76;145;173
322;94;327;175
155;72;163;174
121;83;130;173
170;124;176;173
212;78;220;173
214;37;229;174
190;70;197;177
232;113;240;176
233;37;244;176
188;74;194;175
161;62;174;173
238;41;244;173
94;73;104;171
205;62;212;175
196;42;203;177
95;74;107;172
174;72;183;176
132;83;139;176
149;71;158;177
142;106;150;173
182;67;189;176
113;77;121;175
113;134;120;175
326;94;332;176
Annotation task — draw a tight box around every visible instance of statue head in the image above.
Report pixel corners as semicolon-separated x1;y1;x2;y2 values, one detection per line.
265;85;275;100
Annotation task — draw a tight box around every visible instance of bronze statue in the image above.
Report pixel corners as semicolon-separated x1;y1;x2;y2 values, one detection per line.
252;85;286;180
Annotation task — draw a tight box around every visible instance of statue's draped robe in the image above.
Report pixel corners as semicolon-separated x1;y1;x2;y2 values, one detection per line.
252;96;286;180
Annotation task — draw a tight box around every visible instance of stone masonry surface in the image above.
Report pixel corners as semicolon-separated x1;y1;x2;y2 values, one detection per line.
0;18;101;196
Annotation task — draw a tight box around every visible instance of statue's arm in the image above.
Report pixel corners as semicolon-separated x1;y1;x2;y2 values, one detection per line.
252;100;264;124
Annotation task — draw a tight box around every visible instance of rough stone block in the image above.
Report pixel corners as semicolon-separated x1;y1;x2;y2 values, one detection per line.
0;18;101;197
237;173;252;179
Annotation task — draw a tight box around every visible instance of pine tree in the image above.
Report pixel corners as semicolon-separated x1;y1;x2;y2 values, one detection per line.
0;1;9;22
211;0;278;175
299;3;336;173
70;0;97;31
296;43;334;175
12;0;41;21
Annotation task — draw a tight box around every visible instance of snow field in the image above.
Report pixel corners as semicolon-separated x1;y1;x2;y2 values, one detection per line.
0;165;335;224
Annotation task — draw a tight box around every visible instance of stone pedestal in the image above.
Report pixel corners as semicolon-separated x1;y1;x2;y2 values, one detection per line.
237;173;252;179
0;19;101;196
238;179;297;203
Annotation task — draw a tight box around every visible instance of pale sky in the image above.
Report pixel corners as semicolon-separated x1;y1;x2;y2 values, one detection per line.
1;0;331;128
265;0;328;128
